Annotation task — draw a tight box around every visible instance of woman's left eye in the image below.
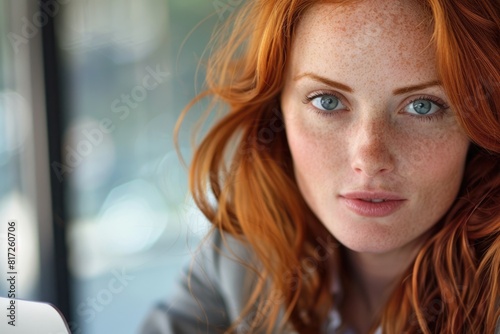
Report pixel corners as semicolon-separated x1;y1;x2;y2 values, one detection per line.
404;98;444;116
310;94;347;112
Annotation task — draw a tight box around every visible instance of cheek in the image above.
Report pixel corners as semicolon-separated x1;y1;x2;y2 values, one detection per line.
287;122;318;185
397;126;469;219
400;126;469;182
287;123;323;167
285;117;344;201
402;127;460;164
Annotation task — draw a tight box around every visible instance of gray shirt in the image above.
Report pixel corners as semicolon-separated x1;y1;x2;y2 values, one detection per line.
139;231;288;333
139;231;500;334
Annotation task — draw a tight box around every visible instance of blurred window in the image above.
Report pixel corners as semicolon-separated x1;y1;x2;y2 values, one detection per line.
54;1;232;333
0;0;55;305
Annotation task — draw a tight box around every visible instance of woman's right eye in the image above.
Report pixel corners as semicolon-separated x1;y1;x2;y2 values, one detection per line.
310;94;347;112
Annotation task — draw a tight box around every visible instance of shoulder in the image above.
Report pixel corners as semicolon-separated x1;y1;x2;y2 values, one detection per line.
196;230;263;315
140;230;277;334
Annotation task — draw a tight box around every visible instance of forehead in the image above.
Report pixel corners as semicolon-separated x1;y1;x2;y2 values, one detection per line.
289;0;436;88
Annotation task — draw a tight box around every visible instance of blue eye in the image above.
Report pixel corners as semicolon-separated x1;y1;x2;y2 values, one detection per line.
405;99;442;115
311;94;346;111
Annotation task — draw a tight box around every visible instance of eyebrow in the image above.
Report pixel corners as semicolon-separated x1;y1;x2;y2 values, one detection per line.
293;73;353;93
392;80;442;95
294;73;442;95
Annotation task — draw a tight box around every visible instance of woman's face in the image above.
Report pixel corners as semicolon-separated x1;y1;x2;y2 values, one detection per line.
280;0;470;254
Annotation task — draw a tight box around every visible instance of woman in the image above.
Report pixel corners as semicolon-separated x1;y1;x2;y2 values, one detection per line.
141;0;499;333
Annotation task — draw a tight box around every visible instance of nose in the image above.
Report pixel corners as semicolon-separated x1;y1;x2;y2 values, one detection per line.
350;116;395;177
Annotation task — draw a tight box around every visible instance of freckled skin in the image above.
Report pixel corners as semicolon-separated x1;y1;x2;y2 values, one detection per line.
280;0;470;254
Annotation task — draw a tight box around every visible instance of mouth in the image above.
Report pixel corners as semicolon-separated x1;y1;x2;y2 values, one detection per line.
340;191;406;217
341;191;405;200
359;198;388;203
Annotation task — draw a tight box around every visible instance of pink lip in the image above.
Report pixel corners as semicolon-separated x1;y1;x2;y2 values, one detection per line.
340;191;406;217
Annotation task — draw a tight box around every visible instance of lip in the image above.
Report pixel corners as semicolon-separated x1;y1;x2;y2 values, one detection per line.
340;191;406;217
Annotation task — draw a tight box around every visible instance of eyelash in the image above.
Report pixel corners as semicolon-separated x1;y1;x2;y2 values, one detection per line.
302;90;347;118
405;95;449;122
303;91;450;121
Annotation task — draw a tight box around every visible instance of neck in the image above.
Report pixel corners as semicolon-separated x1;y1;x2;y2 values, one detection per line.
344;247;413;310
341;235;427;325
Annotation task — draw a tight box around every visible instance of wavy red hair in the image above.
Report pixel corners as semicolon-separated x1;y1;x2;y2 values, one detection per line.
176;0;500;333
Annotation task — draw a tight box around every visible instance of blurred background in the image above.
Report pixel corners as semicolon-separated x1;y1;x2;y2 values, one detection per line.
0;0;239;333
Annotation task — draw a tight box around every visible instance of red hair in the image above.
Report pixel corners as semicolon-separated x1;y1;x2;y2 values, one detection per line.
176;0;500;333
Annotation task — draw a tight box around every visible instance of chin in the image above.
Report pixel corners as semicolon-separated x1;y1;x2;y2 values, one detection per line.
339;239;399;254
323;220;406;254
